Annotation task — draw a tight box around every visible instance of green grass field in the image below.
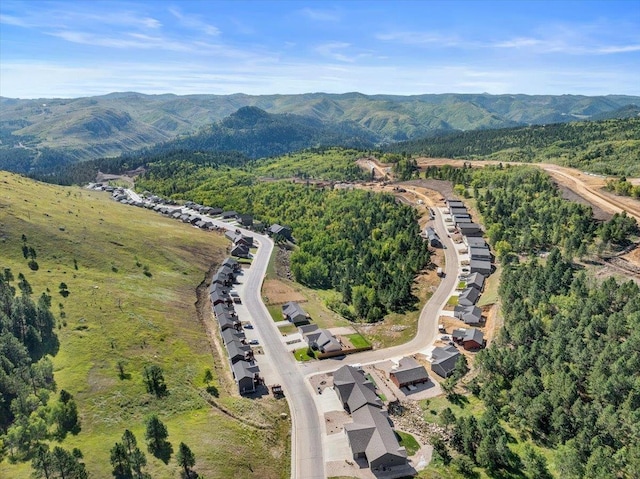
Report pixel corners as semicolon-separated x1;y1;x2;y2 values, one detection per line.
0;173;289;479
396;431;420;456
345;333;371;349
293;347;315;361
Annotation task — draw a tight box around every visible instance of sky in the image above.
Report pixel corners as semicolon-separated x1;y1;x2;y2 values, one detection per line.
1;0;639;98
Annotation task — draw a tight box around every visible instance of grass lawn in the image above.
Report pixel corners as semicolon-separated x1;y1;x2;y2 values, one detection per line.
420;394;486;426
293;347;315;361
0;173;290;479
396;431;420;456
478;263;501;306
267;304;284;321
278;323;298;336
456;281;466;290
345;333;371;349
446;295;459;306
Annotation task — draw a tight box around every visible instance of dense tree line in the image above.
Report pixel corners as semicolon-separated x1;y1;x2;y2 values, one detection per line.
138;167;429;321
605;177;640;199
475;251;640;477
0;268;82;461
385;118;640;176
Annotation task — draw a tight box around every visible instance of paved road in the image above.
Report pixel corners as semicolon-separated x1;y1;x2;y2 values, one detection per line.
301;207;459;375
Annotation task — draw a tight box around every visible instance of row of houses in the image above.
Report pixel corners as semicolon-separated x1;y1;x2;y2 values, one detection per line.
209;258;261;395
333;365;408;470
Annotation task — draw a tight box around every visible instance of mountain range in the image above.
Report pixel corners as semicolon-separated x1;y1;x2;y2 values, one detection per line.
1;92;638;169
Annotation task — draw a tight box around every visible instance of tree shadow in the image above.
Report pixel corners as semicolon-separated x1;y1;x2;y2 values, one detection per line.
151;441;173;464
206;385;219;397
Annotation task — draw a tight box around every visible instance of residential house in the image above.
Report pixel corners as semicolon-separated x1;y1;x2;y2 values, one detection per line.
231;360;259;394
466;272;486;291
454;305;483;325
221;328;245;345
333;365;382;413
452;328;485;350
458;287;480;307
425;227;442;248
238;214;253;227
212;270;233;287
344;404;407;470
449;207;469;217
464;236;487;248
470;259;492;276
231;243;250;258
446;199;465;209
268;224;293;241
303;325;341;353
282;301;310;325
222;257;241;272
389;357;429;388
431;345;462;378
457;223;483;236
469;246;491;261
220;211;238;220
226;339;253;363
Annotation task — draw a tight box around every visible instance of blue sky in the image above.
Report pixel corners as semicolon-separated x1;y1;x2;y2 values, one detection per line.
1;0;639;98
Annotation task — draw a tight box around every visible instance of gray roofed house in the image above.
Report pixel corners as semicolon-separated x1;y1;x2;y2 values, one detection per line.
470;259;492;276
466;272;486;291
446;199;465;209
217;313;240;332
282;301;310;325
231;243;250;258
212;270;232;286
454;216;472;225
226;339;252;363
268;224;293;241
213;302;236;319
222;257;240;272
470;246;491;261
458;223;483;236
465;236;487;248
221;211;238;219
300;324;341;353
231;360;259;394
180;214;191;223
458;287;480;306
431;345;462;378
171;211;183;219
450;207;469;217
425;227;442;247
221;328;245;345
452;328;485;350
209;207;223;215
454;305;483;325
344;404;407;469
210;290;231;306
389;357;429;388
333;365;382;413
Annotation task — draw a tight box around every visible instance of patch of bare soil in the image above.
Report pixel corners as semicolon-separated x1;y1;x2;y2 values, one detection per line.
553;181;612;221
263;279;307;305
403;179;455;199
483;303;502;346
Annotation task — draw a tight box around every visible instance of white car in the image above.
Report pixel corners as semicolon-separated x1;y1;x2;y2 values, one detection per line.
249;339;259;345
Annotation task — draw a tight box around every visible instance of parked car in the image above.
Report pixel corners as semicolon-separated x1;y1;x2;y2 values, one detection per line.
244;323;253;329
249;339;259;345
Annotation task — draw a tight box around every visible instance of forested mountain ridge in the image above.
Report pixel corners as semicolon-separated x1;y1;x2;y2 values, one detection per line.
386;117;640;176
1;92;638;168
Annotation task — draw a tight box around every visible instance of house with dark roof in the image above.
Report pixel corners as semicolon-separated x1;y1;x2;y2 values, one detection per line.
212;270;233;287
303;325;341;353
465;236;487;248
450;207;469;217
452;328;485;350
389;357;429;389
210;290;231;306
454;305;483;325
458;223;483;237
344;404;407;470
217;313;240;332
268;224;293;241
222;257;240;272
333;366;382;413
466;272;486;291
282;301;310;325
470;259;492;276
238;214;253;227
425;227;442;248
431;345;462;378
213;302;236;319
231;360;259;394
458;287;480;307
446;199;465;209
231;243;250;258
470;246;491;261
221;328;245;345
454;216;472;225
220;211;238;219
227;339;253;363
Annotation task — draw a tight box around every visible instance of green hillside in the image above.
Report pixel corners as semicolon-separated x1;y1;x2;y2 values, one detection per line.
385;117;640;176
0;173;289;479
1;92;638;169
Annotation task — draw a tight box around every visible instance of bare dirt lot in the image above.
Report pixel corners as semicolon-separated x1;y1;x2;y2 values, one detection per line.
262;278;307;305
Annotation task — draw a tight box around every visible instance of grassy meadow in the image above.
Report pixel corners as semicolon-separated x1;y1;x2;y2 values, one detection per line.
0;172;289;479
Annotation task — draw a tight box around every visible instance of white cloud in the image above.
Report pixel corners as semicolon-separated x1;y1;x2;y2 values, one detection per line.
299;8;341;23
315;42;354;62
168;7;220;36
